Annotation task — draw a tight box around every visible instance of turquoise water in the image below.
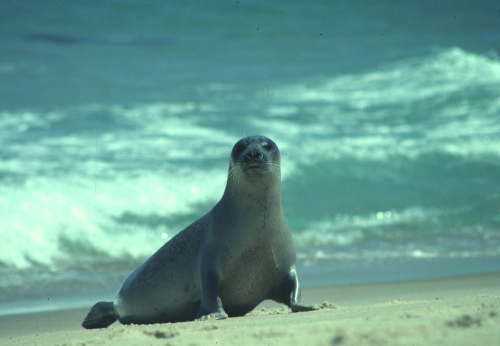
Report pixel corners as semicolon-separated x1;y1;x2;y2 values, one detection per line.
1;1;499;315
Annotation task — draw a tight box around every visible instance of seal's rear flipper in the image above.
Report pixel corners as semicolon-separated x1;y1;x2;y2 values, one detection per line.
82;301;117;329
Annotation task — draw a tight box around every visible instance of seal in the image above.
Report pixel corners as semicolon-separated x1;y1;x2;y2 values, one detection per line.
82;135;317;329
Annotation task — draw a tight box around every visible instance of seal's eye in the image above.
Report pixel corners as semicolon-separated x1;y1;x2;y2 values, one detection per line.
233;143;246;156
262;142;272;150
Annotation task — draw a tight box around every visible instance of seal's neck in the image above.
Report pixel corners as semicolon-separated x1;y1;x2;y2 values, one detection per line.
222;175;282;210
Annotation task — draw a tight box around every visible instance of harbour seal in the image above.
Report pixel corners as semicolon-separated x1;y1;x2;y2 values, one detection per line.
82;135;317;329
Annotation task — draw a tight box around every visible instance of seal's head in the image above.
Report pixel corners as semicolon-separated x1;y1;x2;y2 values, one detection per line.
228;136;281;183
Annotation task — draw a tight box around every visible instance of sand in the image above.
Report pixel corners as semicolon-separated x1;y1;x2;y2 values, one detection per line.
1;272;499;345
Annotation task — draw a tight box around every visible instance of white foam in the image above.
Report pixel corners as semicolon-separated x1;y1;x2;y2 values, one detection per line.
271;48;500;104
292;207;437;249
251;48;500;167
0;167;228;269
0;103;238;269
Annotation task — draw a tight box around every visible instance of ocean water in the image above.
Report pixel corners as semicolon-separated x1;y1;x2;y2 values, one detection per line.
1;1;499;315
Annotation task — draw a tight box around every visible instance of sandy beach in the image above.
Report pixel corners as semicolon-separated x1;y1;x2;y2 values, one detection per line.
1;272;499;345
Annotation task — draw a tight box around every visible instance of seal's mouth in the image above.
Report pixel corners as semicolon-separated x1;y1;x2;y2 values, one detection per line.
243;162;266;171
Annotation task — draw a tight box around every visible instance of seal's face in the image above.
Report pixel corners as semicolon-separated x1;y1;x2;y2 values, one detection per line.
229;136;280;182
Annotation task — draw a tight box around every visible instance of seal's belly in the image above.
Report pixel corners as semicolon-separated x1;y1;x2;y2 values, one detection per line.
115;252;202;323
115;218;207;323
116;276;201;323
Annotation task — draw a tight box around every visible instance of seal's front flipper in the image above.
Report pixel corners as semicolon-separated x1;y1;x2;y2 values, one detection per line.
195;295;228;321
82;301;117;329
196;309;228;321
196;251;228;320
287;265;321;313
290;302;320;312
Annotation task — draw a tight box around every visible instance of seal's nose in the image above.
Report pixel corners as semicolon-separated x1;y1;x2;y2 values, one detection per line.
245;150;263;161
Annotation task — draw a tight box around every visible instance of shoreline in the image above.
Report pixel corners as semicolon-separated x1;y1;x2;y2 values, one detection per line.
3;255;499;318
1;272;499;345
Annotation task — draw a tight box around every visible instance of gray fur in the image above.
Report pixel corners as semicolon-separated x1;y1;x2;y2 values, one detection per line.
82;135;316;329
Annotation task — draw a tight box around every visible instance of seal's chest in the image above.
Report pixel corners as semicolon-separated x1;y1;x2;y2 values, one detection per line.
219;244;284;306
